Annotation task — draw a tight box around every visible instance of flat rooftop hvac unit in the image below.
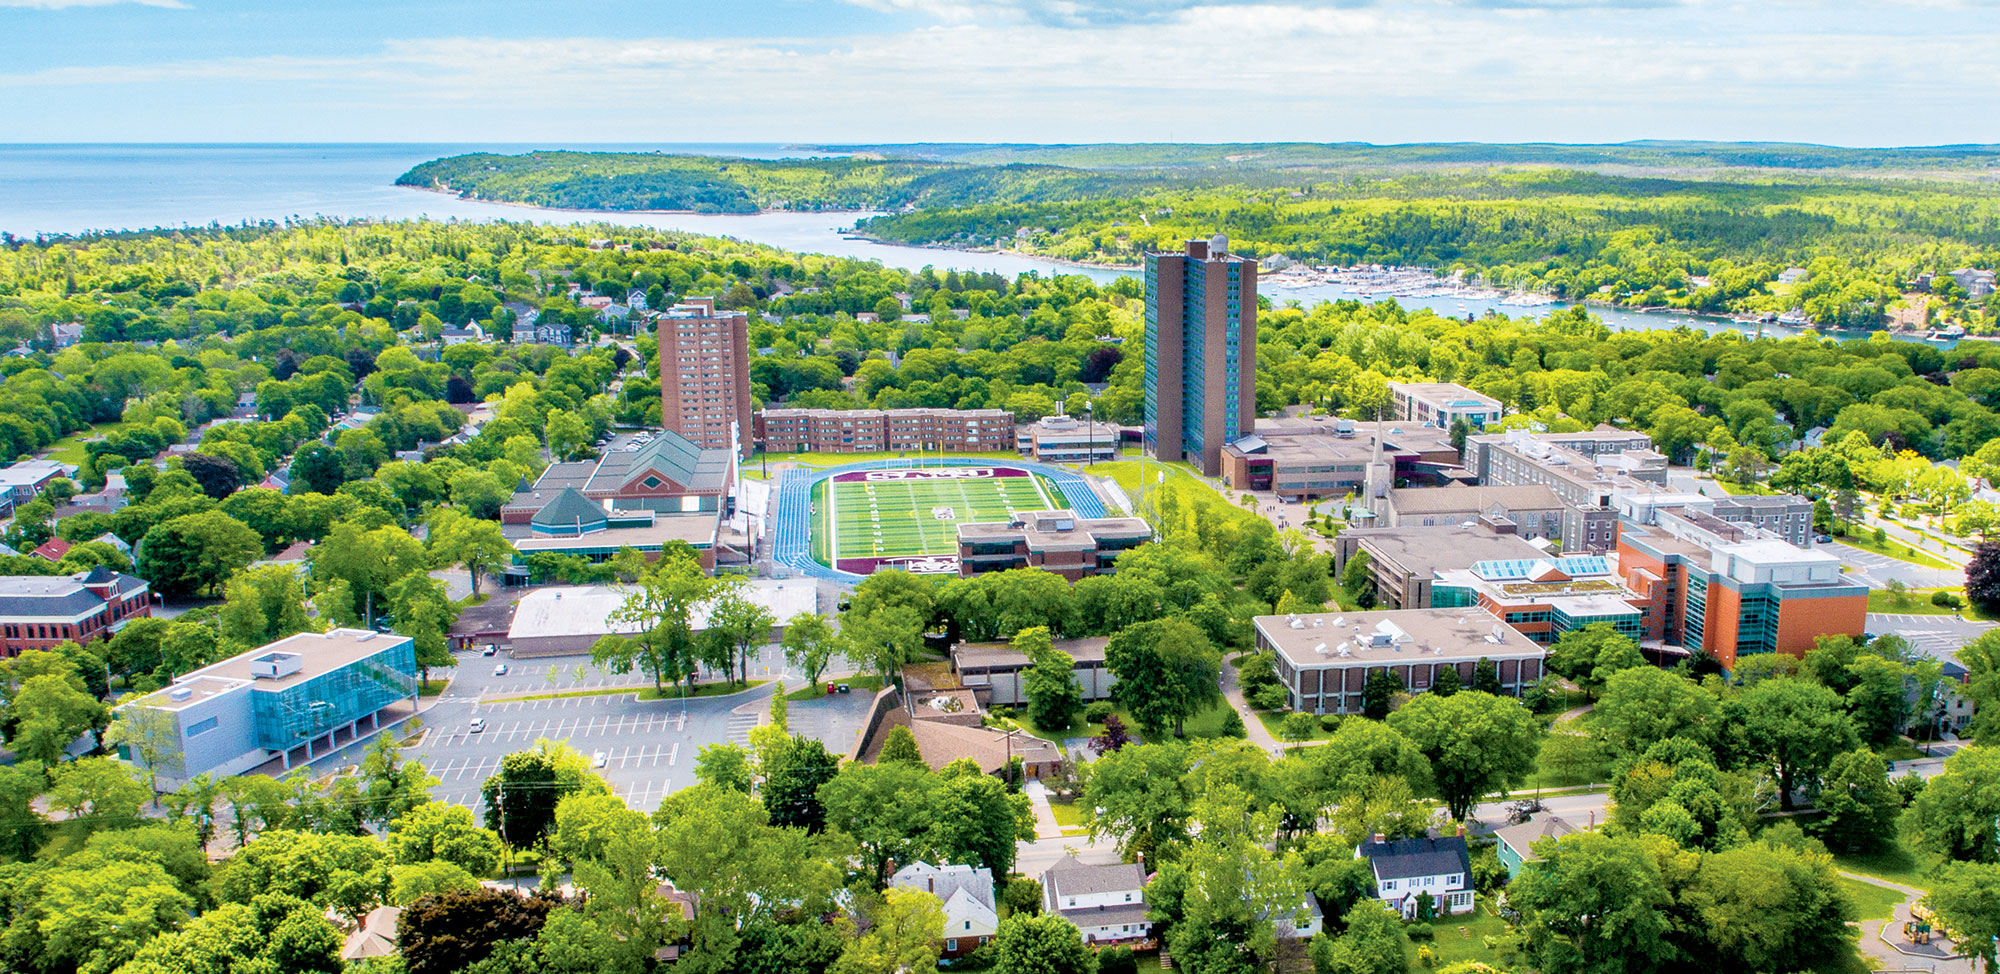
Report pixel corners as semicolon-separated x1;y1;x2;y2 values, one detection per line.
249;652;304;680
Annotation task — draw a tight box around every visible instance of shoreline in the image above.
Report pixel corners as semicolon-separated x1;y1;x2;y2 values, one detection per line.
395;185;1964;341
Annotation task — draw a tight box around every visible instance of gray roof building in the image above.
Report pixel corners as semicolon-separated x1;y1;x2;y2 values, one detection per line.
1357;833;1472;882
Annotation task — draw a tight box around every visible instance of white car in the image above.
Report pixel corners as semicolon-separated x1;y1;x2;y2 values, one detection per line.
468;718;485;733
591;751;608;769
493;664;508;676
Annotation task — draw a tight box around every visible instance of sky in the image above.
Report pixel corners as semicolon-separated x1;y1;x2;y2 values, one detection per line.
0;0;1996;146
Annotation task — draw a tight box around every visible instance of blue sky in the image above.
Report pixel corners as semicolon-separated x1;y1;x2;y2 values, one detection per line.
0;0;1995;145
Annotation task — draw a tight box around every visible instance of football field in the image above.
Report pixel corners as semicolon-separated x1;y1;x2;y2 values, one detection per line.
814;466;1069;574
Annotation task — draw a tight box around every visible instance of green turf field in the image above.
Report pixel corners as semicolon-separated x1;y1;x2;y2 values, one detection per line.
821;471;1070;564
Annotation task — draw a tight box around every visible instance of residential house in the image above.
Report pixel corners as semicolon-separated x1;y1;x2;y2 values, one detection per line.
340;906;401;962
0;459;78;507
891;862;998;959
1357;832;1474;917
440;324;485;345
0;566;153;658
30;539;71;562
1040;855;1152;946
1493;816;1576;879
47;322;84;348
627;288;650;310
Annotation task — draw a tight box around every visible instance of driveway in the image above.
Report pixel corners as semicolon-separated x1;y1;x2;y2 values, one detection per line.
1824;542;1962;590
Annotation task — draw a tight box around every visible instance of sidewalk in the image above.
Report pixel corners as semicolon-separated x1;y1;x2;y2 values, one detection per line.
1218;659;1283;754
1023;780;1065;840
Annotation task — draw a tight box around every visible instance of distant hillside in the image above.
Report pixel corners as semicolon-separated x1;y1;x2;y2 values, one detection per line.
395;151;1163;214
819;141;2000;175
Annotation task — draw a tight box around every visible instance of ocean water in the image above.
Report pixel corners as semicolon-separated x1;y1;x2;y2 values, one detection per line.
0;144;1941;342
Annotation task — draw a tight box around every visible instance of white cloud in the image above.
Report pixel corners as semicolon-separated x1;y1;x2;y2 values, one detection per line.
0;0;188;8
0;2;1994;143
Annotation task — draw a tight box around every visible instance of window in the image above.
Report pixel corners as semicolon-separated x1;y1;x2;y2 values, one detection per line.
946;939;958;953
186;716;220;737
1382;880;1396;891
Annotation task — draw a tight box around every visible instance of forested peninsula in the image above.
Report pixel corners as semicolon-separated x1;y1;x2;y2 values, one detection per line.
398;145;2000;331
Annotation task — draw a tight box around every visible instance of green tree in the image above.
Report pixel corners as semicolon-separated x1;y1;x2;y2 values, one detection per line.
1594;665;1715;757
1680;841;1853;972
818;762;940;887
1388;691;1541;820
1308;901;1405;974
591;551;721;694
388;570;459;684
8;672;106;765
1510;832;1675;974
878;726;926;768
1083;741;1191;859
1361;669;1404;721
1547;623;1646;699
481;750;573;851
762;733;842;832
696;742;756;792
105;704;184;794
841;604;925;689
16;855;197;974
705;585;775;687
781;612;840;686
1019;626;1084;731
1430;665;1462;697
398;885;560;974
116;894;344;974
308;520;428;626
1816;747;1900;853
46;755;148;829
137;509;263;597
389;800;504;875
1471;658;1503;695
426;507;517;597
994;912;1097;974
833;887;945;974
1725;677;1858;811
216;563;317;650
1104;616;1220;737
1924;862;2000;973
1908;745;2000;863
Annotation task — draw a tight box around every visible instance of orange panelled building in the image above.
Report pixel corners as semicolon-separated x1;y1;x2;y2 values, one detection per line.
1616;510;1866;670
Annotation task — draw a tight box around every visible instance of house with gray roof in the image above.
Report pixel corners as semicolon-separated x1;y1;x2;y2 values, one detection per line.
1041;855;1151;946
1493;815;1577;879
501;428;733;529
1357;832;1474;917
891;862;998;959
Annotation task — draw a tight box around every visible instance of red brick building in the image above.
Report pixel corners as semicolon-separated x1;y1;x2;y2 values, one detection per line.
658;298;753;459
0;566;152;658
754;407;1014;454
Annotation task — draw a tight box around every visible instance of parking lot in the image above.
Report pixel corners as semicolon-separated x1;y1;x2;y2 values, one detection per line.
303;642;875;814
1824;541;1961;590
1867;613;1996;662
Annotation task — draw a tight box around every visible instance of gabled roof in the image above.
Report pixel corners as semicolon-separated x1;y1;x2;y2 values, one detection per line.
891;861;996;912
339;905;401;961
31;539;71;561
1357;834;1472;881
1042;855;1145;899
1492;815;1576;859
531;487;608;531
590;429;729;494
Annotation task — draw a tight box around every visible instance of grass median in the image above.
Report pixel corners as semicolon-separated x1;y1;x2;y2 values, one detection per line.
487;680;768;703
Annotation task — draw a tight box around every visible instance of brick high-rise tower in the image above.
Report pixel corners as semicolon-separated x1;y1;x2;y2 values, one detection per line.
1144;235;1257;476
658;297;753;459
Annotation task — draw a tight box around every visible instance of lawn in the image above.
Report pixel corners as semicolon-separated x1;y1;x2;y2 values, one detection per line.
1047;800;1089;833
1839;876;1907;922
1406;905;1515;972
43;421;117;465
1092;458;1266;533
1831;836;1930;889
1254;708;1335;743
418;678;451;697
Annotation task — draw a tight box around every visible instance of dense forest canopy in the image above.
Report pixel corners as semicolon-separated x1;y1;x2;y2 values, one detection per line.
395;149;2000;330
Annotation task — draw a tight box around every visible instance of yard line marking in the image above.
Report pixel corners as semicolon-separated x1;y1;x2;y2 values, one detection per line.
668;742;679;766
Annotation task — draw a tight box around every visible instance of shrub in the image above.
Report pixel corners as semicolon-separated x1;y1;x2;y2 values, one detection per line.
1098;946;1138;974
991;706;1016;720
1250;684;1288;711
1409;922;1435;941
1221;710;1246;737
1319;713;1341;732
1933;590;1966;610
1083;701;1114;724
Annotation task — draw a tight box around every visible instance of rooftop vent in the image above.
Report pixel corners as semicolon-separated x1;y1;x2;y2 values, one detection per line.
169;687;193;701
